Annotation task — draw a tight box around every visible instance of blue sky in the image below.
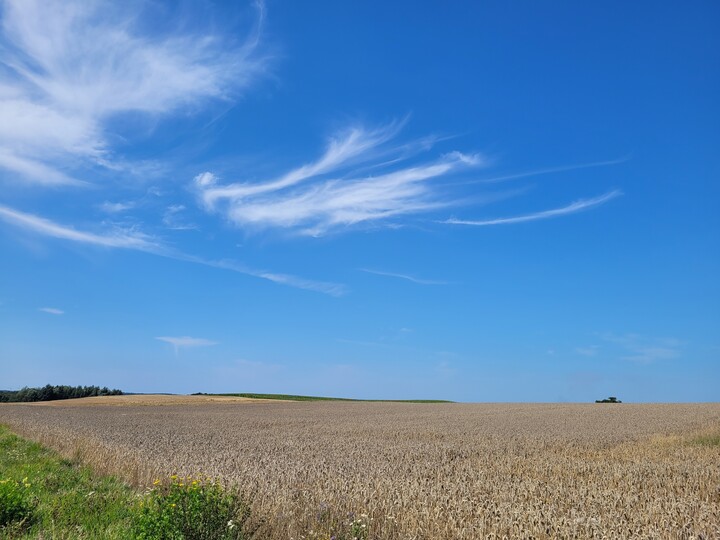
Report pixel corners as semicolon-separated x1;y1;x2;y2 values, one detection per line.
1;1;718;401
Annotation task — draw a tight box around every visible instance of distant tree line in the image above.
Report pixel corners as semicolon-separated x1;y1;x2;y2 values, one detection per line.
0;385;123;403
595;396;622;403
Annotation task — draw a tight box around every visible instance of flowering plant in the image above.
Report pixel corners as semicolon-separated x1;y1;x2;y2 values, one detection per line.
132;475;254;539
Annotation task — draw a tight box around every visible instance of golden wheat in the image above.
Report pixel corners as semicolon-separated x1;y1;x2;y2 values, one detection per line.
1;400;718;539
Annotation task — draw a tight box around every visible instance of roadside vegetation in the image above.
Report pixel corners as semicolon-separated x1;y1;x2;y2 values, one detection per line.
0;426;254;539
0;424;134;538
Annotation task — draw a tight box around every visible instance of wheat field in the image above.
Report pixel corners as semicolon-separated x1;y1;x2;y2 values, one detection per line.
1;399;718;539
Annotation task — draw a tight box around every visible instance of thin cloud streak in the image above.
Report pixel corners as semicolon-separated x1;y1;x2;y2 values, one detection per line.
0;204;346;296
575;346;599;357
156;336;218;356
156;336;218;347
99;201;137;214
442;190;621;226
0;204;160;250
38;307;64;315
196;258;348;297
162;205;198;231
469;157;629;185
601;333;681;364
360;268;448;285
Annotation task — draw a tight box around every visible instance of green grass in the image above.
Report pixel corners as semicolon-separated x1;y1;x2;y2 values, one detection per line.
0;425;136;539
690;432;720;447
200;392;453;403
0;426;258;539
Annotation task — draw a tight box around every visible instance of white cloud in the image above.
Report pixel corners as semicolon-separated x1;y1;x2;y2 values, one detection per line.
99;201;136;214
360;268;447;285
194;122;623;238
156;336;218;348
200;258;347;297
199;123;405;207
0;149;85;186
0;204;160;251
195;122;619;237
156;336;218;355
162;205;197;231
196;123;484;236
194;172;218;187
601;333;681;364
469;157;628;185
0;0;266;186
0;203;346;296
623;347;678;363
38;307;64;315
0;1;626;298
442;190;622;226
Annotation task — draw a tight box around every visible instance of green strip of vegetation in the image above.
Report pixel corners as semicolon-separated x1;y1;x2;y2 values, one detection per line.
194;392;453;403
0;426;255;539
690;432;720;447
0;425;135;538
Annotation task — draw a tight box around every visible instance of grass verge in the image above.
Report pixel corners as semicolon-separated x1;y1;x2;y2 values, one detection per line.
0;425;256;539
0;424;135;539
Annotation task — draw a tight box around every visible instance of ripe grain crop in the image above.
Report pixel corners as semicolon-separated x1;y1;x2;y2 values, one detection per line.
1;399;719;539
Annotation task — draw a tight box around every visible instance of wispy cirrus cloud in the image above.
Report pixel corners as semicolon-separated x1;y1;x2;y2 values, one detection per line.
442;190;621;227
0;203;161;251
468;157;629;185
194;120;622;237
0;1;348;297
0;204;346;296
601;333;681;364
156;336;218;347
360;268;448;285
156;336;218;355
0;0;266;186
98;201;137;214
162;205;198;231
0;0;625;300
200;258;347;297
0;149;86;186
198;123;406;207
195;123;484;236
38;307;64;315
